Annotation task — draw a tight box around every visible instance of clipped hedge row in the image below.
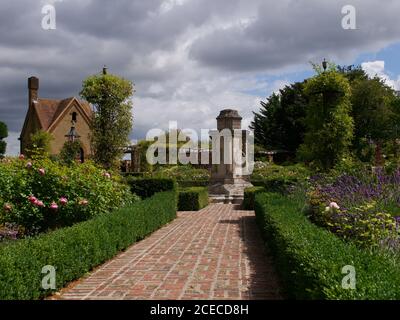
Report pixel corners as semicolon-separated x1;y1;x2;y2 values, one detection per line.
0;191;177;300
255;192;400;299
243;186;266;210
126;177;176;199
178;187;209;211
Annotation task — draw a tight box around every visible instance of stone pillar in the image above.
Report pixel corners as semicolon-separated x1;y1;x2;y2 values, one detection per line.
209;109;253;204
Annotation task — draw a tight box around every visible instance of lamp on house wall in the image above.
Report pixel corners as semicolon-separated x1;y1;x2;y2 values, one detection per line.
65;126;80;142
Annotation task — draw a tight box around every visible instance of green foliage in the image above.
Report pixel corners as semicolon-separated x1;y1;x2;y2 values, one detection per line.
80;71;134;169
255;192;400;299
59;140;82;165
126;177;176;199
178;187;208;211
351;76;398;162
251;163;310;193
0;157;135;235
26;130;53;159
243;186;266;210
0;121;7;158
298;69;354;170
0;191;176;300
251;82;308;153
151;165;210;187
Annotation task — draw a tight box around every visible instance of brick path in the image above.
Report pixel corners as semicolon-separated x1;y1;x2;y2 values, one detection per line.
56;204;282;300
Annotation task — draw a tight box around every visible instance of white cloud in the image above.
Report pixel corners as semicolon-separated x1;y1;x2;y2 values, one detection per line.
361;60;400;90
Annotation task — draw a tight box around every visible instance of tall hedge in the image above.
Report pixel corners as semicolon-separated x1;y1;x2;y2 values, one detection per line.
178;187;208;211
255;192;400;299
0;190;176;300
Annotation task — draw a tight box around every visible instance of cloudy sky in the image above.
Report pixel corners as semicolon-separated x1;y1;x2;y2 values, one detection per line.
1;0;400;155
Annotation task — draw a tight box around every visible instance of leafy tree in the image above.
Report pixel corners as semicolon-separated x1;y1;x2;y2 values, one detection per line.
80;69;134;169
26;130;53;159
60;140;82;165
0;121;8;158
250;82;308;153
298;67;354;170
350;76;397;164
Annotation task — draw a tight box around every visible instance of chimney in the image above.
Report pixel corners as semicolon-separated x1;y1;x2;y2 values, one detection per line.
28;76;39;107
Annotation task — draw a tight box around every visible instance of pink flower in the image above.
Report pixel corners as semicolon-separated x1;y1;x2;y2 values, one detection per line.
19;154;25;160
38;168;45;176
28;195;38;204
26;162;33;169
329;202;340;210
36;200;45;207
3;203;12;212
79;199;88;206
50;202;58;211
59;197;68;206
103;172;111;179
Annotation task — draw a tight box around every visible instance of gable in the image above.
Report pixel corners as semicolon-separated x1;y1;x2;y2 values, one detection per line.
47;98;92;134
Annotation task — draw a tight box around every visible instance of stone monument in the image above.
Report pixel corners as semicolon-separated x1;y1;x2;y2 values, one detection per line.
209;109;253;204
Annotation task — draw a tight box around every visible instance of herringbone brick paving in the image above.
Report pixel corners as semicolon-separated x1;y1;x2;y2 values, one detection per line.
55;204;282;300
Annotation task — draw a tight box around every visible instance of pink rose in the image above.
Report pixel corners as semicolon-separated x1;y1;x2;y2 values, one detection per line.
329;202;340;210
19;154;25;160
3;203;12;212
36;200;45;207
59;197;68;206
26;162;33;169
38;168;45;176
50;202;58;211
103;172;111;179
28;195;38;204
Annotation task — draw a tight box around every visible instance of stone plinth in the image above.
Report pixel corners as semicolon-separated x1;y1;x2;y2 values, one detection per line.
209;109;252;204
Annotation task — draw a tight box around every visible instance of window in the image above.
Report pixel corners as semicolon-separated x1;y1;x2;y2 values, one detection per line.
72;112;77;122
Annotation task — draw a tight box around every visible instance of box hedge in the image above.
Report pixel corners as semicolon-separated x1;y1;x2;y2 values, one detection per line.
243;186;266;210
178;187;209;211
0;190;176;300
255;192;400;299
126;177;176;199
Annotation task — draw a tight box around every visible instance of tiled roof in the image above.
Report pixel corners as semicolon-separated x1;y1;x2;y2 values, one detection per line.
33;97;92;130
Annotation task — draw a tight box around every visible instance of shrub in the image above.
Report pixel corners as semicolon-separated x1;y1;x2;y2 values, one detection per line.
243;186;266;210
0;157;135;235
255;192;400;299
0;190;176;300
126;177;176;199
151;165;210;185
251;163;310;193
178;187;208;211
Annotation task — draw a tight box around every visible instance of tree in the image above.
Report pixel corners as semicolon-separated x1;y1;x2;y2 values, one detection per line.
0;121;8;158
60;140;82;165
250;82;308;153
26;130;53;158
298;67;354;170
350;76;397;164
80;69;134;169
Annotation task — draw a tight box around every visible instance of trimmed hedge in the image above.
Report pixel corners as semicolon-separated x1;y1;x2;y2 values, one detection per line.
0;190;177;300
178;187;209;211
243;186;266;210
126;177;176;199
255;192;400;299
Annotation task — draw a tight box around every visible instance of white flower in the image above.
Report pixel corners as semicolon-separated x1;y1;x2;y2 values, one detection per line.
329;202;340;210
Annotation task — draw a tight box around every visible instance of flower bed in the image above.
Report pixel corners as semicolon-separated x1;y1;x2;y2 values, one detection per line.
255;192;400;299
308;168;400;250
0;157;135;237
0;190;176;300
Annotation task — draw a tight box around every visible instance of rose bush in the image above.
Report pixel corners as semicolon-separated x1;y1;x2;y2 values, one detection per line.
0;156;137;236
